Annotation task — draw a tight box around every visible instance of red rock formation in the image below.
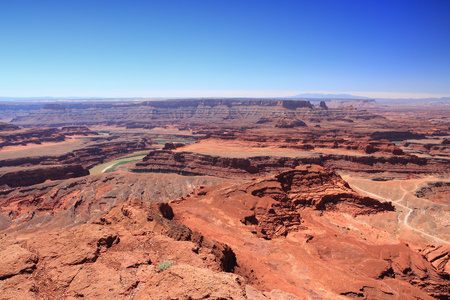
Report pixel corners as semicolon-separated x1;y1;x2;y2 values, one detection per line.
59;126;98;136
0;164;89;189
361;140;404;155
162;141;185;150
0;138;155;169
189;165;394;240
275;118;307;128
10;98;385;127
371;131;426;141
319;100;328;110
420;245;450;277
0;164;447;298
0;198;250;299
0;235;38;280
133;150;320;178
0;172;232;232
133;150;430;179
169;166;449;299
0;127;65;149
0;122;20;131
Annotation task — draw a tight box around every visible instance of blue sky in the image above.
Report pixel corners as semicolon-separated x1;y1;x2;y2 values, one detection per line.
1;0;449;98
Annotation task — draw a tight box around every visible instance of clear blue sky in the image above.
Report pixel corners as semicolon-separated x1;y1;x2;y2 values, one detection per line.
1;0;449;98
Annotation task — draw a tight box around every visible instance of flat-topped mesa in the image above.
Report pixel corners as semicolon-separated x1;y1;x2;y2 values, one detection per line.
10;99;316;127
10;98;387;128
0;127;65;149
59;126;98;136
142;99;313;109
0;138;156;169
133;150;322;179
0;126;95;150
133;148;432;179
0;122;20;131
370;131;426;141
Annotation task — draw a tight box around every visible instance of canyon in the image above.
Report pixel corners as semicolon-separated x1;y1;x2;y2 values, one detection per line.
0;98;449;299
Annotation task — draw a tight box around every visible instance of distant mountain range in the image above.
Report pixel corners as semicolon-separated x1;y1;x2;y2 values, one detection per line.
291;93;370;99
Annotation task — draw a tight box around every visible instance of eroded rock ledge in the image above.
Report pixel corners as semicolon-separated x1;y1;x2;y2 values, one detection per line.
132;150;429;179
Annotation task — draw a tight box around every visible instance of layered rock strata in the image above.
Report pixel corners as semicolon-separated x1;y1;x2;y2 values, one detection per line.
10;99;383;127
0;139;155;169
0;165;89;189
0;172;234;232
132;150;430;179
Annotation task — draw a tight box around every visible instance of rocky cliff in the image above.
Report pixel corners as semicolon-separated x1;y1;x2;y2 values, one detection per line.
0;127;65;149
0;125;98;149
0;122;20;131
10;99;384;127
0;139;155;169
0;199;250;299
0;164;89;189
132;150;430;179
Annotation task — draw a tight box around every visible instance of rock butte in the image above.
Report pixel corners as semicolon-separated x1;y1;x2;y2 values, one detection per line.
0;98;449;299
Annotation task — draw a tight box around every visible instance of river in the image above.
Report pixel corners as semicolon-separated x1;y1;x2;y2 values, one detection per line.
89;151;149;175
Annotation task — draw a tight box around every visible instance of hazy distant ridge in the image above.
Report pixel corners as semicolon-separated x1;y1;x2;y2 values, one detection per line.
292;93;370;99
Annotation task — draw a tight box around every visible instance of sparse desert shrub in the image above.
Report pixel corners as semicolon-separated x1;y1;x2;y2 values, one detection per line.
158;260;173;272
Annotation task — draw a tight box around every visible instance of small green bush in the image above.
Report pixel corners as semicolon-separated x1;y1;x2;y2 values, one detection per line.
158;260;173;272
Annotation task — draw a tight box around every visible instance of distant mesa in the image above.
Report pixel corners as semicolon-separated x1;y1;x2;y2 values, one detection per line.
370;131;426;141
275;118;307;128
59;126;98;136
0;122;20;131
10;99;318;127
281;100;313;110
313;99;379;109
162;142;185;150
42;103;67;110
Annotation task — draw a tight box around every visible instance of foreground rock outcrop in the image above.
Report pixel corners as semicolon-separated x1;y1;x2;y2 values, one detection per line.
0;198;273;299
170;165;449;298
0;172;234;232
0;165;448;299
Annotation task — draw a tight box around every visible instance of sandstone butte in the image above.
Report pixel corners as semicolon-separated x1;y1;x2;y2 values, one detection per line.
0;98;449;299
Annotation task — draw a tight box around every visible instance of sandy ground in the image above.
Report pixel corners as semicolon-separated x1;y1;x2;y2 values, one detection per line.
176;139;379;158
89;125;200;137
0;137;93;160
342;174;450;247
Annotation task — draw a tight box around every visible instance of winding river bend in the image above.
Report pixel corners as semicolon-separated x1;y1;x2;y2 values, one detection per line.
89;151;149;175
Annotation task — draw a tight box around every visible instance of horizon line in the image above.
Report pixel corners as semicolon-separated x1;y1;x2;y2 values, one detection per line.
1;90;450;100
